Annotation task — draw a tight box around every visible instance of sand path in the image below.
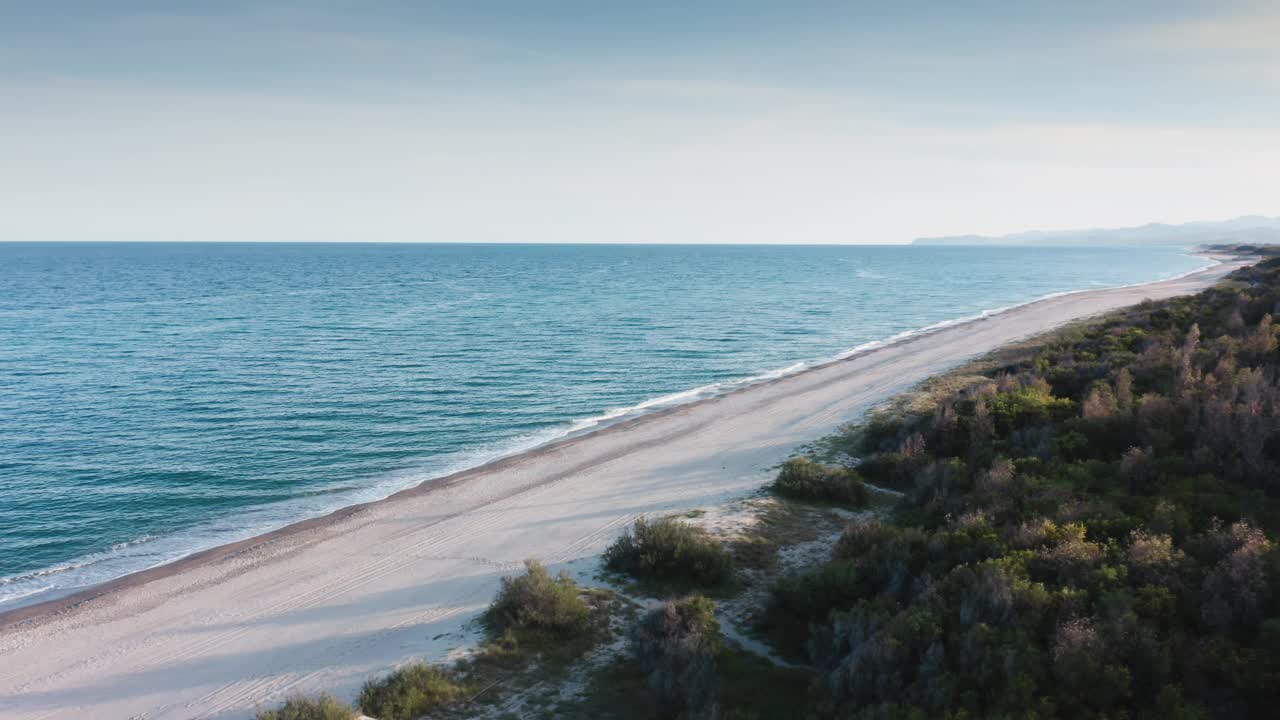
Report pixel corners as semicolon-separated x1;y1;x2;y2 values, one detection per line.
0;257;1245;719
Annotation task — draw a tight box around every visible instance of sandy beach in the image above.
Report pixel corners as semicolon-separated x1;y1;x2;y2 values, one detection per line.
0;256;1246;720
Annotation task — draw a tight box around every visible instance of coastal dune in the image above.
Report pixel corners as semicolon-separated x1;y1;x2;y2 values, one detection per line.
0;258;1245;719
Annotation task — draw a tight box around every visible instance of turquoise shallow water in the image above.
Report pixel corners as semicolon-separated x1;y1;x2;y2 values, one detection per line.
0;242;1207;607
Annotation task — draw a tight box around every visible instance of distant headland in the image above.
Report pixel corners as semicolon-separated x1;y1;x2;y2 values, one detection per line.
914;215;1280;246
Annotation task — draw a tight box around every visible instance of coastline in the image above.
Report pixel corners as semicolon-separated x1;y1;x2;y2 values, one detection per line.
0;254;1247;720
0;249;1221;613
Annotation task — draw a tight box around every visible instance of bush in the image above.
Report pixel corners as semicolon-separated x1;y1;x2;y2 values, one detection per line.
255;694;355;720
762;561;863;658
485;559;591;636
773;457;870;506
604;517;733;589
631;595;723;720
855;452;919;491
727;254;1280;718
357;662;464;720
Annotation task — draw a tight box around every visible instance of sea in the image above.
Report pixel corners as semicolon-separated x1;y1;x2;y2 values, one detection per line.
0;242;1209;609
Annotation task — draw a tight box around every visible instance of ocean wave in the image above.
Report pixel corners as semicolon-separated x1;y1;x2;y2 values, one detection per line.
0;251;1220;611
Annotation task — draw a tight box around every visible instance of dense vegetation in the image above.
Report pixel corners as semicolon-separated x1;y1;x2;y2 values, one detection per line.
774;457;870;506
258;250;1280;719
484;559;592;637
632;595;724;719
357;663;465;720
605;517;735;590
254;694;355;720
763;255;1280;718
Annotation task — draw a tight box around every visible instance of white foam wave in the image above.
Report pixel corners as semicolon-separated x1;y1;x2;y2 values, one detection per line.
529;250;1221;440
0;252;1221;611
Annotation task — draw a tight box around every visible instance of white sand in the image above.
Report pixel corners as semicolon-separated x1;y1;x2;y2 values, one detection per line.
0;258;1245;719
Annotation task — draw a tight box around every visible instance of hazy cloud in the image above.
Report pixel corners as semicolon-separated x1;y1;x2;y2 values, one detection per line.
1;2;1276;242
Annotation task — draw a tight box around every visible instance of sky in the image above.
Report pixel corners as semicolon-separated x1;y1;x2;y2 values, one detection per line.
1;1;1278;244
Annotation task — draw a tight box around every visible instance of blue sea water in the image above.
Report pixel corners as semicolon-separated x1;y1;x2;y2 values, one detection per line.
0;242;1208;608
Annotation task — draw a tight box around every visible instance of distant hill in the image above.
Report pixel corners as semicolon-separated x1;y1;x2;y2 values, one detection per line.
913;215;1280;246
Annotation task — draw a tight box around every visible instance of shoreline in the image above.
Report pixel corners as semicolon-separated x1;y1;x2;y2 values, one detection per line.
0;250;1220;614
0;254;1248;720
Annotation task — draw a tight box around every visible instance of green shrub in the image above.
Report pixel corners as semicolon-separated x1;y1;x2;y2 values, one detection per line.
604;516;733;589
724;254;1280;718
255;694;355;720
357;662;464;720
854;452;919;491
762;561;864;659
484;559;591;636
773;457;870;506
631;595;723;720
